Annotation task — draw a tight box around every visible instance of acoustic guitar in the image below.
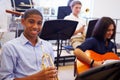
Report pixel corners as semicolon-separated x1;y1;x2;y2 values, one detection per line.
76;50;120;74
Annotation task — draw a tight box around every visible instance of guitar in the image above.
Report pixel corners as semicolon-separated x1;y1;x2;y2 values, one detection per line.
76;50;120;74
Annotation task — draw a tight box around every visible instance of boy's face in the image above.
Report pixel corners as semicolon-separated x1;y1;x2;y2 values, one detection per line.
21;14;43;38
72;4;82;16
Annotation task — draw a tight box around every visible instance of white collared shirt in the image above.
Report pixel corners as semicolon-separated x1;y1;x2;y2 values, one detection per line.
64;13;86;31
64;13;86;38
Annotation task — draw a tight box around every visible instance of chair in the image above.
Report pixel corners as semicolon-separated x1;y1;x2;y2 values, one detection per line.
57;6;71;19
10;0;33;37
11;0;33;13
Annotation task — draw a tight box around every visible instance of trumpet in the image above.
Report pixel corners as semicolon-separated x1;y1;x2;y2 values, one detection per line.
42;53;59;80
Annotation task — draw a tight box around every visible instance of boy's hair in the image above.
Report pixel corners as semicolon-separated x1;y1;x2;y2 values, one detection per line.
67;0;73;6
70;0;82;8
22;9;43;20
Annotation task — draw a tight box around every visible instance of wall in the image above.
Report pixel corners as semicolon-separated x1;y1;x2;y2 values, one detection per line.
92;0;120;19
0;0;12;30
92;0;120;44
0;0;15;44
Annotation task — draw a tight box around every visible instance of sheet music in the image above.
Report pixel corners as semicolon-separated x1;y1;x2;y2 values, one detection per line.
103;60;120;64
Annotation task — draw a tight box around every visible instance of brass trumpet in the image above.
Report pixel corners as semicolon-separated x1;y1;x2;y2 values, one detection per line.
41;53;59;80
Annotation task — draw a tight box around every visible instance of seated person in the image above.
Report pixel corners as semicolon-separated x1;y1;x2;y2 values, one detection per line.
64;0;86;49
0;9;57;80
74;17;119;73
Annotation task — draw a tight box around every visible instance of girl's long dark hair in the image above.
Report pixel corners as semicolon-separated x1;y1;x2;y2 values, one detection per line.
92;17;116;41
92;17;117;53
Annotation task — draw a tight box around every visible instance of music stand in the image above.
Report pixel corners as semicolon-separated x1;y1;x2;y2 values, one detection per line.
11;0;33;12
40;20;78;69
85;19;98;39
75;61;120;80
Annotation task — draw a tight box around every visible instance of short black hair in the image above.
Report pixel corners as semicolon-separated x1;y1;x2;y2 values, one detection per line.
92;17;116;40
22;9;43;20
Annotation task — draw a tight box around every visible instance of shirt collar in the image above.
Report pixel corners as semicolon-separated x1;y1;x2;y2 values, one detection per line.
70;13;79;19
19;33;42;46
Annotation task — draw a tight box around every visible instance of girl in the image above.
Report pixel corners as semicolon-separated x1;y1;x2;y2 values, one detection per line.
74;17;119;73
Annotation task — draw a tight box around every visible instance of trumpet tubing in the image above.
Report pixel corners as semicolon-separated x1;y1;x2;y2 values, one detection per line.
42;53;59;80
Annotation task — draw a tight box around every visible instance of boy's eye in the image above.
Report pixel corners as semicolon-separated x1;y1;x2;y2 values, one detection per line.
38;21;42;25
28;20;34;24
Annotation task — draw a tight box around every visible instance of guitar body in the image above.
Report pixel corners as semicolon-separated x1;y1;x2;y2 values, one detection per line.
76;50;120;74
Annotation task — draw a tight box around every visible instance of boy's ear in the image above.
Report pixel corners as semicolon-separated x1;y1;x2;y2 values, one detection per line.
21;18;25;29
21;18;24;25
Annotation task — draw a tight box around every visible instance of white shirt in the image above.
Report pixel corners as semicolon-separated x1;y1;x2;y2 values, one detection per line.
64;13;86;38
